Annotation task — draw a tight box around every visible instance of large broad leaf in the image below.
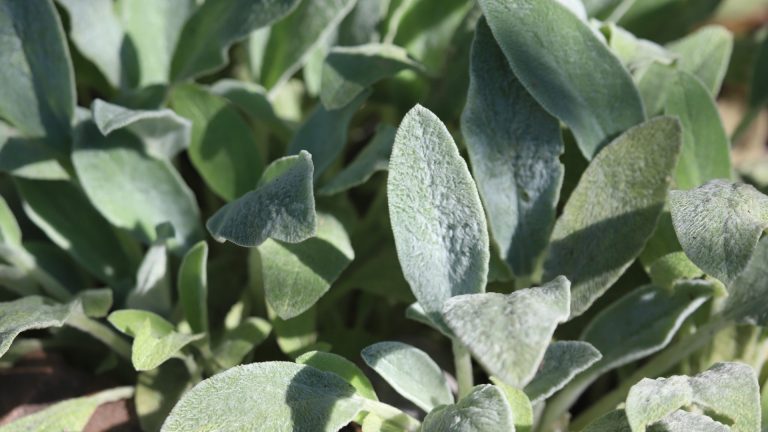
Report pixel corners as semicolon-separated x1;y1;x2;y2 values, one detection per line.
92;99;191;160
170;84;264;201
0;387;133;432
161;362;363;432
0;0;74;151
666;25;733;96
361;341;453;412
523;341;601;403
320;44;423;110
478;0;645;159
296;350;378;401
287;90;370;181
178;241;208;334
421;385;514;432
206;152;316;247
723;237;768;326
625;362;759;432
543;117;681;318
256;0;356;90
319;124;396;195
261;213;354;320
0;296;74;357
443;276;570;388
171;0;300;81
461;19;564;278
664;71;731;190
16;179;140;291
72;121;202;253
388;105;489;332
669;180;768;286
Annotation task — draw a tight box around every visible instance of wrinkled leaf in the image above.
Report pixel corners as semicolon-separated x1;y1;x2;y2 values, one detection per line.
361;341;452;412
178;241;208;334
524;341;601;403
462;19;563;277
388;105;489;332
421;385;514;432
543;117;681;318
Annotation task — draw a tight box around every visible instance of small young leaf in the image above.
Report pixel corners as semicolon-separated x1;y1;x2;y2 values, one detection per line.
723;237;768;326
544;117;682;318
287;90;370;181
490;379;534;432
261;213;354;320
421;385;514;432
108;309;175;336
131;319;201;371
443;276;570;387
0;386;133;432
72;122;203;253
478;0;645;159
666;25;733;96
462;19;564;278
524;341;601;403
0;0;75;151
388;105;489;332
319;124;396;195
206;151;316;247
178;241;208;334
213;317;271;369
161;362;363;432
669;180;768;286
320;43;423;109
170;84;264;201
92;99;191;160
361;341;453;412
297;350;378;401
0;296;74;357
170;0;300;81
664;70;732;190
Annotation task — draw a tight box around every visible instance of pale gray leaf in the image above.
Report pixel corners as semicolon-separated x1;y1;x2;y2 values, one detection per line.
648;410;730;432
421;385;514;432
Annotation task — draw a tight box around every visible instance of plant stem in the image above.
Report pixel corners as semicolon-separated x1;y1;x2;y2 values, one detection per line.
67;313;132;360
452;339;474;399
569;317;729;430
361;399;422;431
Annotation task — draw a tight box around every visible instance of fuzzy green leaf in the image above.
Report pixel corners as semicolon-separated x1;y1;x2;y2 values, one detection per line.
261;213;354;320
462;19;564;277
524;341;601;403
666;25;733;96
388;105;489;332
491;379;534;432
421;385;514;432
297;350;378;401
723;237;768;326
0;0;74;151
206;152;316;247
478;0;645;159
178;241;208;334
670;180;768;286
171;0;300;81
648;410;730;432
170;84;264;201
443;276;570;387
108;309;174;336
543;117;681;318
161;362;363;432
361;341;453;412
0;296;73;357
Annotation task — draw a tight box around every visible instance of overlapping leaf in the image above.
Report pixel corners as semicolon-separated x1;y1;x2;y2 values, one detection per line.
421;385;514;432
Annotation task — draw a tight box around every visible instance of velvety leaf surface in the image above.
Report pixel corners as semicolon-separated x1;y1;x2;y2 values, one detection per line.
462;19;564;277
161;362;363;432
478;0;645;159
0;387;133;432
261;213;354;319
666;25;733;96
443;276;570;387
648;410;729;432
92;99;191;159
170;84;264;201
320;43;423;109
361;341;453;412
296;350;378;400
723;237;768;326
177;241;208;334
669;180;768;286
287;90;370;181
319;124;396;195
388;105;489;332
0;296;73;357
523;341;601;403
171;0;300;81
664;71;731;190
543;117;681;318
0;0;74;151
421;385;514;432
206;151;316;247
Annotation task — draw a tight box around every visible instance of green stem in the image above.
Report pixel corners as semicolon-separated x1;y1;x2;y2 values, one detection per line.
453;339;474;399
569;317;729;431
67;313;132;360
361;399;422;431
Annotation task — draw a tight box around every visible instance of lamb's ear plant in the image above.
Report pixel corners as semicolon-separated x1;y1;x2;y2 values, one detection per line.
1;0;768;431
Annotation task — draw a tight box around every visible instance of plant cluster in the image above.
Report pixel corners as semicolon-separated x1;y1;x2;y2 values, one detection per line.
0;0;767;431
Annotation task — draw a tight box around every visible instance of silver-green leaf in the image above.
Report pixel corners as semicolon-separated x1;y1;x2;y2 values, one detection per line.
524;341;601;403
421;385;514;432
723;237;768;326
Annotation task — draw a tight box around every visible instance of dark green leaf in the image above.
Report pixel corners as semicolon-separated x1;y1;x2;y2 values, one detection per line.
319;124;395;195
